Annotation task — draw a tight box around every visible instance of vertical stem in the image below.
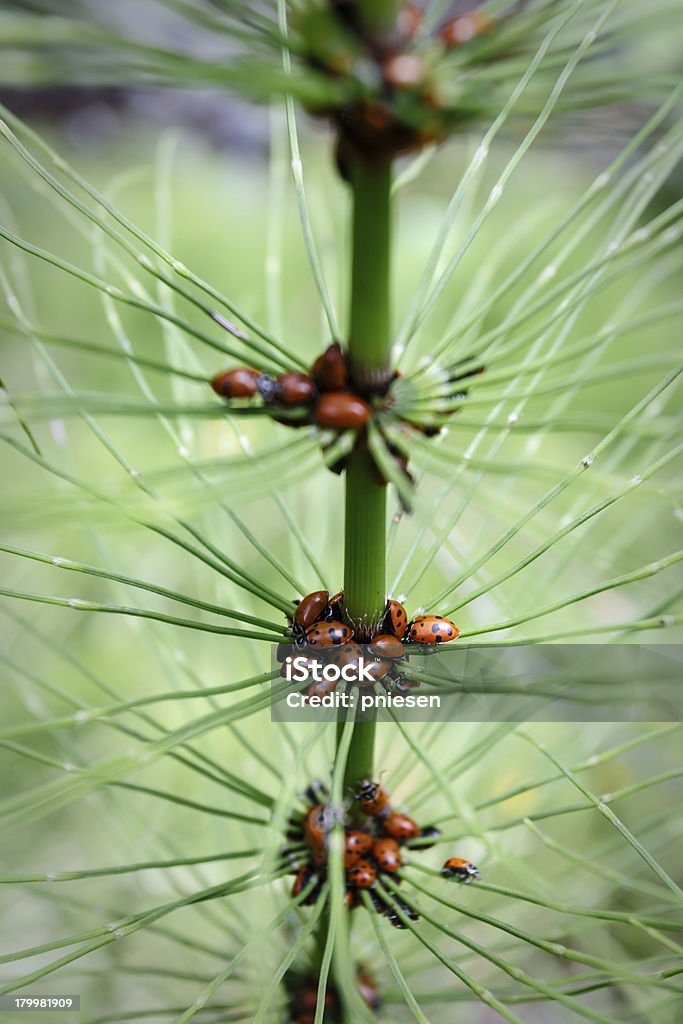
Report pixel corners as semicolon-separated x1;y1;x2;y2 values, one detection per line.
340;156;393;798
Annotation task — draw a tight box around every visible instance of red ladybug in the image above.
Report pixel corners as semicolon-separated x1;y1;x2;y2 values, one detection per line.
387;892;419;925
397;3;422;40
383;599;409;639
294;590;330;629
344;888;362;909
417;825;441;849
291;864;314;898
344;830;373;869
373;838;402;873
440;12;494;48
383;54;425;90
311;342;348;391
442;857;481;883
356;780;390;817
326;590;344;619
306;677;339;700
274;372;317;407
303;804;328;865
361;658;393;684
407;615;460;645
383;811;420;842
326;641;363;671
368;634;405;659
305;620;353;646
211;367;260;399
346;859;377;888
291;979;335;1024
356;966;381;1011
315;392;372;430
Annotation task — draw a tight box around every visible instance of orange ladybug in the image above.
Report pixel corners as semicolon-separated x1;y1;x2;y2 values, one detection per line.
368;634;405;659
326;640;363;671
397;3;422;40
344;830;373;869
407;615;459;645
361;658;393;684
315;392;372;430
356;965;381;1011
211;366;260;398
356;779;391;817
274;371;317;407
305;620;353;646
383;54;425;90
311;342;348;391
373;838;402;873
382;811;420;842
442;857;481;883
294;590;330;629
383;598;409;639
306;677;339;700
346;859;377;889
302;804;328;865
440;12;494;48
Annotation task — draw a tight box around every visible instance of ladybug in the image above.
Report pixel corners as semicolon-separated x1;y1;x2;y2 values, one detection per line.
303;779;328;805
291;864;315;900
383;598;409;639
344;888;362;910
440;12;495;48
291;980;335;1024
416;825;441;849
407;615;460;645
373;838;402;873
326;590;344;619
294;590;330;629
369;633;405;660
311;342;348;391
387;892;419;925
392;676;419;693
355;779;391;817
356;966;381;1011
303;804;329;865
382;811;420;842
361;658;393;684
442;857;481;883
326;640;363;672
315;392;372;430
274;372;317;407
397;3;422;40
211;366;260;399
305;620;353;646
367;887;388;918
382;54;425;90
344;829;374;869
306;677;339;700
346;859;377;889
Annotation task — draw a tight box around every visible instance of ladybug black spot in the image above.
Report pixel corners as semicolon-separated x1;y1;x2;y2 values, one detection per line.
435;636;443;642
431;624;440;633
447;628;453;636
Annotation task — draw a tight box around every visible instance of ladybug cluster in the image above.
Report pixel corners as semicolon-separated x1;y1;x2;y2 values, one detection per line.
296;2;500;165
278;589;460;696
211;341;375;431
286;965;379;1023
285;779;441;929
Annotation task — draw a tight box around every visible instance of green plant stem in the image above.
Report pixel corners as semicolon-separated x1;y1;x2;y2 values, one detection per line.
338;157;393;805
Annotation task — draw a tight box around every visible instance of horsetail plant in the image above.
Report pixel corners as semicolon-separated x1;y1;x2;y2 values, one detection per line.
1;0;682;1021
